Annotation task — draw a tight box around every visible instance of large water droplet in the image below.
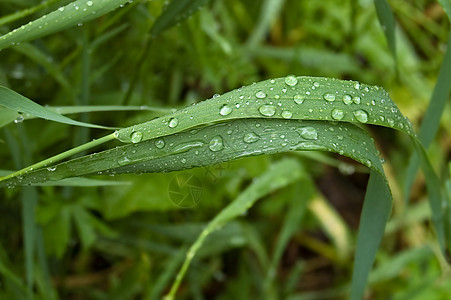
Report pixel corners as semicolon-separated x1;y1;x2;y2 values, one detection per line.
285;75;298;86
209;136;224;152
155;138;165;148
294;94;304;104
352;96;361;104
331;109;344;120
342;94;352;105
323;93;336;102
219;104;233;116
258;105;276;116
87;1;93;6
243;132;260;143
354;82;360;90
255;90;267;99
297;127;318;140
281;110;293;119
168;118;179;128
353;110;368;123
131;131;143;143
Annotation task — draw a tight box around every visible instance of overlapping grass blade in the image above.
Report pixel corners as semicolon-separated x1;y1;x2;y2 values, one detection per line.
374;0;396;61
0;0;132;51
165;158;304;299
0;118;384;188
0;0;60;27
150;0;213;37
0;86;114;129
247;0;286;46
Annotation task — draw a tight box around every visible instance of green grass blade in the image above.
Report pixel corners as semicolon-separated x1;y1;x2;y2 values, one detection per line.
0;0;132;51
150;0;213;37
0;86;114;129
115;76;414;144
351;170;392;300
0;119;384;188
374;0;396;60
0;0;60;27
247;0;286;46
0;107;20;128
438;0;451;21
165;158;304;299
404;30;451;202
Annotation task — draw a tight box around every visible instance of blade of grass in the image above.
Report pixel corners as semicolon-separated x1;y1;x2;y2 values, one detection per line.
0;86;115;129
404;30;451;203
350;170;392;300
165;158;304;299
0;0;60;27
0;0;133;51
374;0;397;64
247;0;286;46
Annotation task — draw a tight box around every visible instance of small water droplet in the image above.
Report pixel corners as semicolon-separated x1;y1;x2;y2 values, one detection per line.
342;94;352;105
219;104;233;116
118;157;130;166
353;110;368;123
209;136;224;152
323;93;336;102
331;109;344;120
353;96;361;104
354;82;360;90
297;127;318;140
243;132;260;143
131;131;143;143
255;90;267;99
294;94;304;104
258;105;276;116
14;115;24;123
155;138;165;148
285;75;298;86
387;118;395;126
58;7;65;11
47;166;56;172
282;110;293;119
168;118;179;128
313;82;320;87
87;0;93;6
181;158;187;164
212;93;220;99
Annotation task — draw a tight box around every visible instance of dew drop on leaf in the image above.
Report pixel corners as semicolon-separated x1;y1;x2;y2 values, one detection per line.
331;108;344;120
353;110;368;123
219;104;233;116
323;93;336;102
284;75;298;86
47;166;56;172
258;105;276;116
293;94;304;104
209;136;224;152
87;0;93;6
352;96;361;104
168;118;179;128
243;132;260;143
131;131;143;143
155;138;166;149
297;127;318;140
255;90;267;99
342;94;352;105
118;157;130;166
281;110;293;119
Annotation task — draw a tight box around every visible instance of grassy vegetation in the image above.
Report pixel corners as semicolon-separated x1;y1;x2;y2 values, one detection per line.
0;0;450;299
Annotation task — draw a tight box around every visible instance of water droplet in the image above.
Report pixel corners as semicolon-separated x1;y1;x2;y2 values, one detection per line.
87;0;93;6
155;138;165;148
14;115;24;123
47;166;56;172
258;105;276;116
294;94;304;104
255;90;267;99
118;157;130;166
313;82;320;87
181;158;187;164
58;7;65;11
285;75;298;86
131;131;143;143
168;118;179;128
212;93;220;98
354;82;360;90
243;132;260;143
297;127;318;140
342;94;352;105
323;93;336;102
219;104;233;116
209;136;224;152
353;110;368;123
331;109;344;120
387;118;394;126
353;96;361;104
282;110;293;119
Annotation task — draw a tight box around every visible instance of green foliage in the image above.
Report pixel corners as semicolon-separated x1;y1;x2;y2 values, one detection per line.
0;0;450;299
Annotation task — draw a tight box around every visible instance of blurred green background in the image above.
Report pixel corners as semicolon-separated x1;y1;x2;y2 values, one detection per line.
1;0;450;299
